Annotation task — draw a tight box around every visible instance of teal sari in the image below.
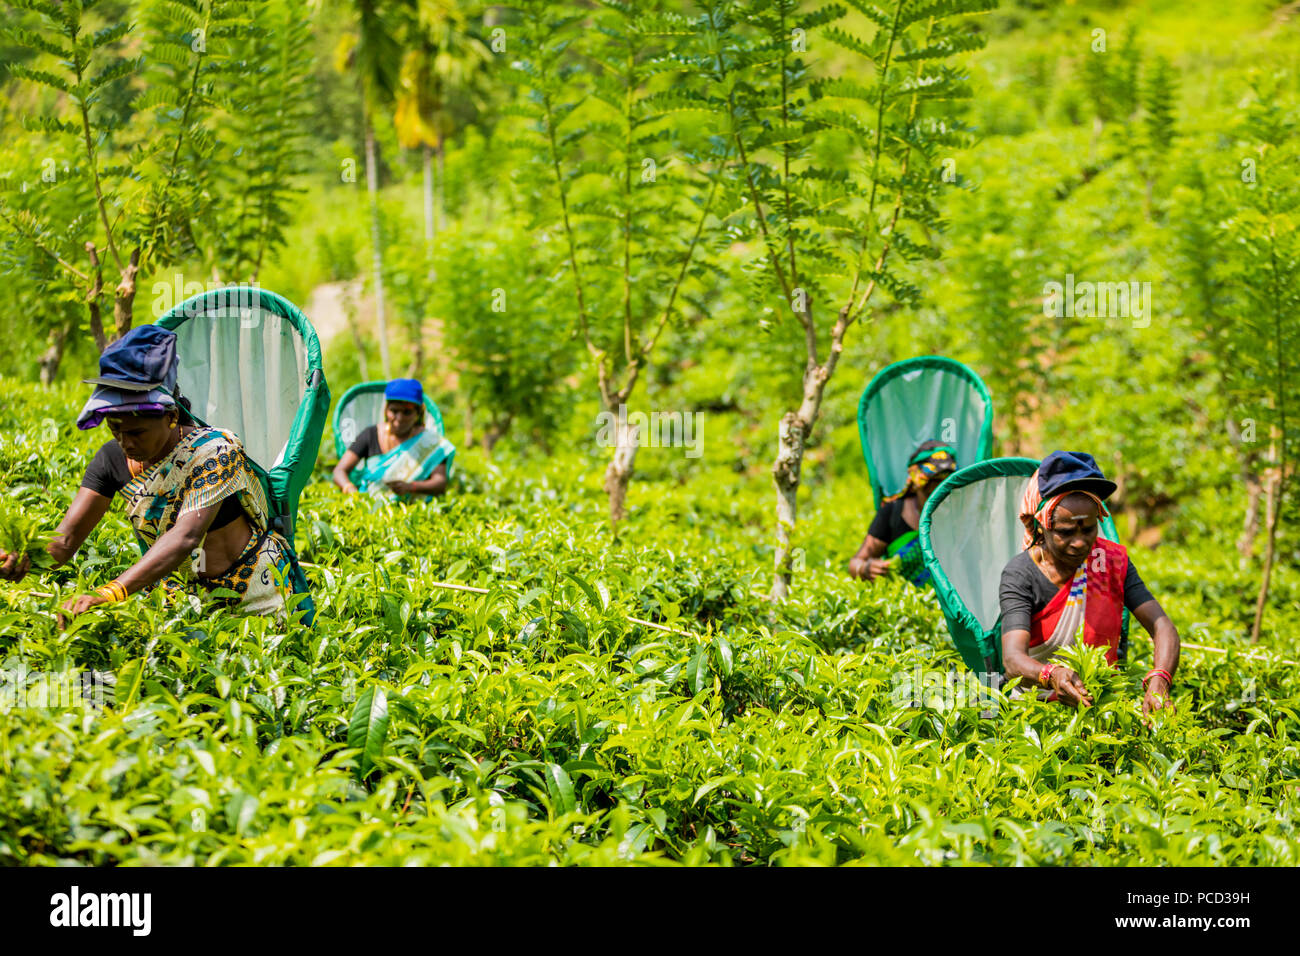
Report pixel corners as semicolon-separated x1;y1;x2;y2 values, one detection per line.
353;426;456;500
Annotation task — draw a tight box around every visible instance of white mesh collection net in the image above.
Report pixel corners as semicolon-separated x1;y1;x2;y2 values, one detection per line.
337;391;386;450
170;301;308;472
928;474;1032;631
864;366;989;497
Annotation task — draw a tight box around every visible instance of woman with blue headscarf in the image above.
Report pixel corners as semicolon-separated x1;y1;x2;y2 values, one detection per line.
0;326;312;624
331;378;454;500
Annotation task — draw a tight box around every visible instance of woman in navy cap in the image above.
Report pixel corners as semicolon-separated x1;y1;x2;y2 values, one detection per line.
998;451;1180;715
0;326;311;624
331;378;454;501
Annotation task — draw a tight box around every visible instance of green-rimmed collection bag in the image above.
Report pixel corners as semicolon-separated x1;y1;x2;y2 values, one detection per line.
919;456;1129;675
155;287;330;546
858;355;994;509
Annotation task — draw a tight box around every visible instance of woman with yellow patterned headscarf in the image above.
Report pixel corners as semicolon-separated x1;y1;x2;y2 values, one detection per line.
848;440;958;586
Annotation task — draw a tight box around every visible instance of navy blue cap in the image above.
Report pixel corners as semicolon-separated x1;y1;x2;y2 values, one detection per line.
82;325;178;393
1038;450;1117;501
385;378;424;406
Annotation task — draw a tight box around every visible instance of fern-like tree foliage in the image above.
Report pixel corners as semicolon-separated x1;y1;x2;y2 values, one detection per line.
509;0;730;526
693;0;995;598
1171;160;1261;565
1218;84;1299;643
950;175;1054;456
207;0;315;283
0;0;314;380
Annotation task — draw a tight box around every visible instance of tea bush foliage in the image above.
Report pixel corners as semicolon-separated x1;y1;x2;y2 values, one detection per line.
2;0;1299;866
1;380;1297;866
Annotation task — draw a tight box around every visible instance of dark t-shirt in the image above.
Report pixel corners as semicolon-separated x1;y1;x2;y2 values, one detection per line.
999;549;1155;635
867;496;914;547
81;439;245;529
347;425;383;460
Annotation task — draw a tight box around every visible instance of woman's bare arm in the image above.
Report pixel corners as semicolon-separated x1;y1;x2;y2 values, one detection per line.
403;461;448;497
1132;597;1179;714
849;533;891;580
48;487;114;564
112;503;222;595
57;501;224;626
2;488;113;582
332;451;361;493
1002;628;1092;707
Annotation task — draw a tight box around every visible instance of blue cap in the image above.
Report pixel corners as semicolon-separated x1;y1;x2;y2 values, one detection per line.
384;378;424;406
1038;451;1117;501
82;325;178;393
77;325;181;430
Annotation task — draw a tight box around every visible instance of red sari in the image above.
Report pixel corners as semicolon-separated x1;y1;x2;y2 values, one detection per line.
1028;538;1128;665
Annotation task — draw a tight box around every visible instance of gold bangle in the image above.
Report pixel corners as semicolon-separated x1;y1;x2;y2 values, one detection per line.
96;580;128;603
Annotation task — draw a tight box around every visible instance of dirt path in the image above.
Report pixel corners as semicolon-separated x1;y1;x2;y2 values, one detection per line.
304;279;366;347
302;279;455;394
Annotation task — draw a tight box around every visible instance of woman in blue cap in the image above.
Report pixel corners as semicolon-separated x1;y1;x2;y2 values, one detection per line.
331;378;454;500
0;326;311;623
999;451;1180;716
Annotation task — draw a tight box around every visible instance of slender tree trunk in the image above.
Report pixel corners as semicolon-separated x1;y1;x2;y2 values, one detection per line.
772;366;830;600
1251;460;1283;644
482;414;513;458
408;340;424;379
38;317;77;386
1239;472;1263;567
1228;418;1262;567
435;127;447;232
423;144;436;258
603;416;641;529
112;247;141;340
772;413;805;602
87;299;108;355
85;242;106;352
365;119;391;378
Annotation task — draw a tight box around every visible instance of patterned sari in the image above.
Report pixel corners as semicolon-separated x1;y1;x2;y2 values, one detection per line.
1024;537;1128;699
353;426;455;501
121;426;313;622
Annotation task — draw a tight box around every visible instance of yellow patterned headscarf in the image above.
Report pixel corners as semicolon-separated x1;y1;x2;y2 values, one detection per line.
884;445;958;502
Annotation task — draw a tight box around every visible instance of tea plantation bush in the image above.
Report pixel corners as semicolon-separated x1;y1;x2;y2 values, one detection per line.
1;380;1297;866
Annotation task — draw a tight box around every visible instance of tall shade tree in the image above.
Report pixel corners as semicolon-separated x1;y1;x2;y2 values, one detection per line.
510;0;728;527
690;0;995;599
330;0;412;378
392;0;492;377
0;0;237;369
393;0;492;259
1219;86;1299;643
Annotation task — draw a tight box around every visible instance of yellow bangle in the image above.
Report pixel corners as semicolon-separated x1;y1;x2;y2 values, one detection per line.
95;580;128;603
